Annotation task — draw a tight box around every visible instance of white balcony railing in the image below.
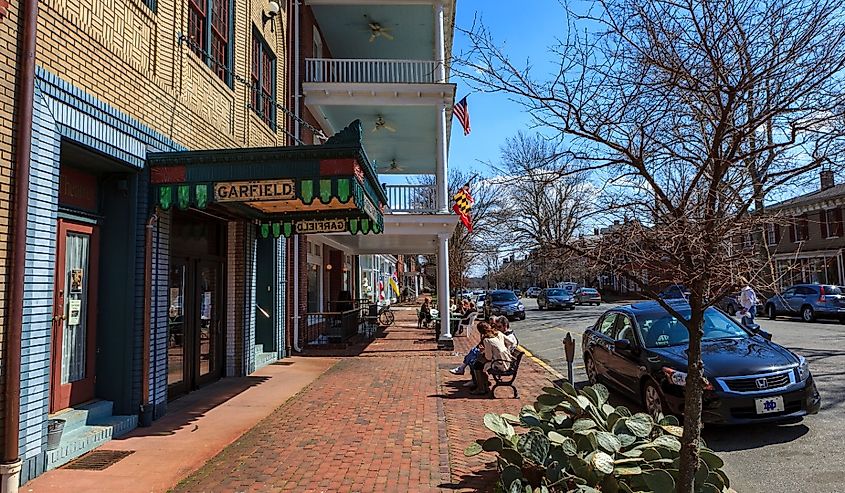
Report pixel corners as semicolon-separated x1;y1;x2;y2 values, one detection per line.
384;184;440;213
305;58;438;84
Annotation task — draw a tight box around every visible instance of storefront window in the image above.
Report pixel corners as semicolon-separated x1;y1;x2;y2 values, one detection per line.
307;263;320;312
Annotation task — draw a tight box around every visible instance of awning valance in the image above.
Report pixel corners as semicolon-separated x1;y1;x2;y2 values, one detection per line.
148;120;387;235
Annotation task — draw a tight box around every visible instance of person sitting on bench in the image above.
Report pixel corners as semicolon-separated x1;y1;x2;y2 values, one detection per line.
448;315;513;377
419;298;433;327
468;322;515;395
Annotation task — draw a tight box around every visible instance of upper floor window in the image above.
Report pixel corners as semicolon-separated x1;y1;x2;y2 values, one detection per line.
188;0;233;86
251;30;277;128
821;208;843;239
742;232;754;250
765;223;779;246
791;215;809;242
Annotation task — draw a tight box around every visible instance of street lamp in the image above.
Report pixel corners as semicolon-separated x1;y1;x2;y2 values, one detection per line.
262;0;281;32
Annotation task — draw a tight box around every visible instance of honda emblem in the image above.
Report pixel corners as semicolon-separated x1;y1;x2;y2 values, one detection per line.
755;377;769;389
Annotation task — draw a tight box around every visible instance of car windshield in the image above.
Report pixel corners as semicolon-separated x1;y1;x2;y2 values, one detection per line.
635;307;749;348
492;292;518;302
547;289;566;296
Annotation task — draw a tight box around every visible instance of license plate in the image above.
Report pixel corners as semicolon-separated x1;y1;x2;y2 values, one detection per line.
755;395;784;414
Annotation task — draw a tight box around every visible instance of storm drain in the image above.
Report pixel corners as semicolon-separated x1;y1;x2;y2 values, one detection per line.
62;450;135;471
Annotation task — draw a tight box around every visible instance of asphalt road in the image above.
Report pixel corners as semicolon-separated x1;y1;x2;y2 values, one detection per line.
510;297;845;493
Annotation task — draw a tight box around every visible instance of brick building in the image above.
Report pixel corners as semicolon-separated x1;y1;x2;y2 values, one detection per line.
1;0;459;487
764;170;845;289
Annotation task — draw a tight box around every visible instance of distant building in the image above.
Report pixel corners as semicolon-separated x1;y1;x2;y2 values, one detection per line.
764;170;845;289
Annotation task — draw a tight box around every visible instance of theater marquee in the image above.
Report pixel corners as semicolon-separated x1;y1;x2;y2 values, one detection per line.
214;180;295;202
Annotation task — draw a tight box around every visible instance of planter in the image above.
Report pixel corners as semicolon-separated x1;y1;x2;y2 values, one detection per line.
46;419;66;451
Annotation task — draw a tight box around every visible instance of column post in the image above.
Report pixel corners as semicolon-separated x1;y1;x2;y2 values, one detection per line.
437;233;453;348
435;102;449;211
434;0;446;83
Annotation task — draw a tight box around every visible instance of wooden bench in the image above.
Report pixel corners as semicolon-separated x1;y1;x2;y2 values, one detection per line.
487;350;525;399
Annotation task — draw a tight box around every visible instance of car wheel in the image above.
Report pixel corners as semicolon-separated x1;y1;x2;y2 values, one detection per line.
727;304;736;316
767;304;777;320
643;380;665;420
802;305;815;323
585;355;598;385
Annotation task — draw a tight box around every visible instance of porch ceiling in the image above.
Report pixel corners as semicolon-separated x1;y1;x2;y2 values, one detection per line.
311;4;434;60
318;105;437;175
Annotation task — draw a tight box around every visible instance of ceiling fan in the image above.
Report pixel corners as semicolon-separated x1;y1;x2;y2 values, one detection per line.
372;115;396;133
378;159;407;172
365;16;394;42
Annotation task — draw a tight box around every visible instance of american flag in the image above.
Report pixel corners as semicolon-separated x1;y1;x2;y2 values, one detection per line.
452;96;471;136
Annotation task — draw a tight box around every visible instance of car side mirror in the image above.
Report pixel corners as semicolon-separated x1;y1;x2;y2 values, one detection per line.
614;339;632;351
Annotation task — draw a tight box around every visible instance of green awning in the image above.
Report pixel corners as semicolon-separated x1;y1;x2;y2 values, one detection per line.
148;121;387;235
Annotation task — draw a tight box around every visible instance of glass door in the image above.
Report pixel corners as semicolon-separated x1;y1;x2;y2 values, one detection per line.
51;220;99;412
168;262;189;396
168;258;223;397
196;261;222;385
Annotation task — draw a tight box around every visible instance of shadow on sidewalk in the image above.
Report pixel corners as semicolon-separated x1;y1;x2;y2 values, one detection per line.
431;379;523;401
439;465;499;490
119;375;271;438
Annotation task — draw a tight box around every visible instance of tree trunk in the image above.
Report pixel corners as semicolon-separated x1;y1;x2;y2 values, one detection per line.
677;296;705;492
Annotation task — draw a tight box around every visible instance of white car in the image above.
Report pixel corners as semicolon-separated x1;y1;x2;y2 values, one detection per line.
476;294;486;313
526;287;541;298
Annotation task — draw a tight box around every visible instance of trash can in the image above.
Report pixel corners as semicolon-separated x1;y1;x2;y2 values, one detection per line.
46;419;66;451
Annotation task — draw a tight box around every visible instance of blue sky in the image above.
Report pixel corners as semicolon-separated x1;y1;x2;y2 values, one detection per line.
448;0;566;176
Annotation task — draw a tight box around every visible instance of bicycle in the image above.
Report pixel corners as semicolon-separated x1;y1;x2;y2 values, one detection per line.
378;304;395;327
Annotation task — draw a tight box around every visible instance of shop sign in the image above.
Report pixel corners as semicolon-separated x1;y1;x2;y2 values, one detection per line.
295;219;347;234
361;194;380;222
59;167;98;212
214;180;295;202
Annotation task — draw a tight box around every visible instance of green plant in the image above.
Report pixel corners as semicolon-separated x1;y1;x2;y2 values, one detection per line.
464;382;731;492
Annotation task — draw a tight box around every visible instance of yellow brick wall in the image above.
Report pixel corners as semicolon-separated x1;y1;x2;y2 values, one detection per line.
35;0;291;151
0;0;21;438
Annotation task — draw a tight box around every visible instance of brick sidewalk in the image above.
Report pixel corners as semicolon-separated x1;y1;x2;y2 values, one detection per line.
172;309;560;492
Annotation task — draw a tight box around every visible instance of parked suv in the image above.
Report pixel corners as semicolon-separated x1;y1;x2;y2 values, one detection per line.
526;287;541;298
765;284;845;322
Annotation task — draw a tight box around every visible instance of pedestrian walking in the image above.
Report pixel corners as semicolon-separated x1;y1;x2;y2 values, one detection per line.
739;281;758;327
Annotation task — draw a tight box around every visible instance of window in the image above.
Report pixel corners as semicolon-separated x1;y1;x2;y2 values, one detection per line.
790;215;809;242
252;30;277;128
821;209;843;239
742;232;753;250
597;313;618;337
615;315;636;344
766;223;779;246
188;0;232;86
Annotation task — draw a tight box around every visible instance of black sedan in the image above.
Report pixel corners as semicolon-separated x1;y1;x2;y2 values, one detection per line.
582;301;820;425
486;290;526;321
537;288;576;311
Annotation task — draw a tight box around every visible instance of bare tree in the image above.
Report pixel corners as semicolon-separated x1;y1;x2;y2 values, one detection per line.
457;0;845;490
494;132;594;283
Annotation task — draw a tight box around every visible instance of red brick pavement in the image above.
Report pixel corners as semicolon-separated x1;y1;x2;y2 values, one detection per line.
173;309;560;492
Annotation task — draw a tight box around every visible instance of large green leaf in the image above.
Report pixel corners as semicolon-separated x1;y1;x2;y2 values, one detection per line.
500;448;524;466
518;432;550;465
501;465;523;491
537;393;566;408
626;413;654;438
482;437;505;452
617;433;637;448
591;451;615;475
614;465;643;476
596;431;622;454
694;459;711;490
485;414;515;437
464;442;483;456
651;435;681;453
593;384;611;406
577;395;593;409
643;470;675;491
501;413;521;424
560;437;578;456
573;419;598;432
700;449;725;470
658;415;680;426
560;381;578;396
615;406;632;417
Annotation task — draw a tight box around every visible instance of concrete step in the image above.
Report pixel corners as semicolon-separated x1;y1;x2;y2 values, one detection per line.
255;343;264;354
46;410;137;470
49;400;114;435
255;351;278;370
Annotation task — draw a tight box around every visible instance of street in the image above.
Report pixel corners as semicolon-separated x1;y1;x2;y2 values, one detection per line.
511;297;845;493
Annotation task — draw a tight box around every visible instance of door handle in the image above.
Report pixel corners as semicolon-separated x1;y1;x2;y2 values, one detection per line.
53;315;65;322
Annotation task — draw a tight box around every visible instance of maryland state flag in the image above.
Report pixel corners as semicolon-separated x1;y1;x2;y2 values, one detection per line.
452;183;474;232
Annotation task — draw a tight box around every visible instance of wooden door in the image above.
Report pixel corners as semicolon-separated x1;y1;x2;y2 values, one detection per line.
51;220;99;412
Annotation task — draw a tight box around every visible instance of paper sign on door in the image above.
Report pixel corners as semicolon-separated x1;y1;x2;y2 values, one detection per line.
67;299;82;326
